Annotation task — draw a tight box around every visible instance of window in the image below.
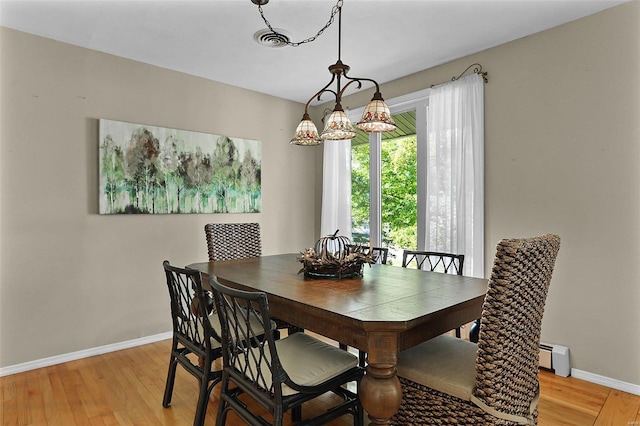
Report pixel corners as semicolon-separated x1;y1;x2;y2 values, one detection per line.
351;112;418;264
350;90;428;265
349;75;484;277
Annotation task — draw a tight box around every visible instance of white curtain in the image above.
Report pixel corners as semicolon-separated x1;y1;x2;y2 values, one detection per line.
320;139;353;240
424;73;484;278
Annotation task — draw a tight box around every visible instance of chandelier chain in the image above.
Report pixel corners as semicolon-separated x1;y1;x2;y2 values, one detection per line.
257;0;343;47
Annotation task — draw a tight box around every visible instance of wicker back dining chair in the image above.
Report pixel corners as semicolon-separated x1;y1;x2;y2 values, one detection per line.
402;250;469;338
209;276;364;426
204;222;298;335
392;234;561;425
162;261;223;426
346;244;389;265
205;222;262;262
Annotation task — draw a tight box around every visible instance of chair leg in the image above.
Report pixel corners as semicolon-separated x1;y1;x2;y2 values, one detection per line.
216;376;231;426
358;350;367;368
291;405;302;422
355;380;364;426
162;354;179;407
193;361;222;426
356;402;364;426
288;325;303;335
455;327;461;338
193;376;210;426
339;343;348;350
469;318;481;343
274;404;284;426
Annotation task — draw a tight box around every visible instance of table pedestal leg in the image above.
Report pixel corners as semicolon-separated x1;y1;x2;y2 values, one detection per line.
360;361;402;425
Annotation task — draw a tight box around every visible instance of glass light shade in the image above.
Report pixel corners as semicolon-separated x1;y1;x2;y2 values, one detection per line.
320;109;357;140
291;118;322;145
356;98;397;133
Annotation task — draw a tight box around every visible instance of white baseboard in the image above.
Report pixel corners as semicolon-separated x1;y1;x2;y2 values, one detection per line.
0;331;172;378
571;368;640;396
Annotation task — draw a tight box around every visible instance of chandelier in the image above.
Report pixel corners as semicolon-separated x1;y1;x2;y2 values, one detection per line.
251;0;397;145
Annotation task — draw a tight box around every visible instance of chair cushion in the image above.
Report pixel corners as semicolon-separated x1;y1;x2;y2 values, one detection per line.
276;332;359;392
231;332;358;396
396;334;477;401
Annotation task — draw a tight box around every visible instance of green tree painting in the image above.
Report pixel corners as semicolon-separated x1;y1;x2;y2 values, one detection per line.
99;119;261;214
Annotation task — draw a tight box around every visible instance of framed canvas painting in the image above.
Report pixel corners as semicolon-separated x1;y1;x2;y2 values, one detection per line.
99;119;261;214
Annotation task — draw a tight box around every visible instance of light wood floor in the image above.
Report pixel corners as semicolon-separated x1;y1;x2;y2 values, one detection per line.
2;338;639;425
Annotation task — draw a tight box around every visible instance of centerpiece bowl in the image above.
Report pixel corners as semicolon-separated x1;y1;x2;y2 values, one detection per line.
297;230;378;279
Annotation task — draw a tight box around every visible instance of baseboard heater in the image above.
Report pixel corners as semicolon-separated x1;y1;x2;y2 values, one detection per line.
539;342;570;377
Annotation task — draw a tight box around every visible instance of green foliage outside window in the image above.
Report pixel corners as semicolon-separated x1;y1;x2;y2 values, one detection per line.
351;136;418;251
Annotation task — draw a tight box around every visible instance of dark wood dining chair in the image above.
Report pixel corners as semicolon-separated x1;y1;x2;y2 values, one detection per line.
402;250;465;274
162;261;223;426
209;276;364;426
402;250;471;338
204;222;298;335
392;234;560;425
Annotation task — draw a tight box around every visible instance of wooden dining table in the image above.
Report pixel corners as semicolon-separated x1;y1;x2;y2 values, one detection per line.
187;253;488;426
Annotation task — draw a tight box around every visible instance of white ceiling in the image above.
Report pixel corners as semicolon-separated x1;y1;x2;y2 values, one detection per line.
0;0;629;105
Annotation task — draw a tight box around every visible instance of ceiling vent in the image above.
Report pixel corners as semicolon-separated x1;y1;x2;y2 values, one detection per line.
253;28;291;48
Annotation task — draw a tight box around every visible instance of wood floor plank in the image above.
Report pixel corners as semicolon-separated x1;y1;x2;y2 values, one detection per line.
0;372;4;425
121;343;198;425
41;367;63;423
56;363;93;425
26;369;48;424
539;369;611;417
1;373;18;426
537;396;598;426
106;351;161;421
45;365;79;425
14;372;31;425
111;410;134;426
92;356;131;414
594;389;640;426
113;364;165;425
75;358;115;420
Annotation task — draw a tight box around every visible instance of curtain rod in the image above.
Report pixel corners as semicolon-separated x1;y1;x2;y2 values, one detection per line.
431;63;488;88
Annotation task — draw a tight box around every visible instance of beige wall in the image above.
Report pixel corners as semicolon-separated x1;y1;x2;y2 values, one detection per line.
0;27;323;367
339;1;640;385
1;0;639;387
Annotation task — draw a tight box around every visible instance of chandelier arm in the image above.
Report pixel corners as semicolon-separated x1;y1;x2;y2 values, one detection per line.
337;76;381;100
303;74;339;114
316;89;339;103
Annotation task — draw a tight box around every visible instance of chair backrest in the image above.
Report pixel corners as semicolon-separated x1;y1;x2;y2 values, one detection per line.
346;244;389;264
208;276;288;398
402;250;464;275
204;223;262;261
163;261;220;358
473;234;560;418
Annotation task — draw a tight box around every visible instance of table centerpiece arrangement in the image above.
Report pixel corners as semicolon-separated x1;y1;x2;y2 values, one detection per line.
297;230;378;279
